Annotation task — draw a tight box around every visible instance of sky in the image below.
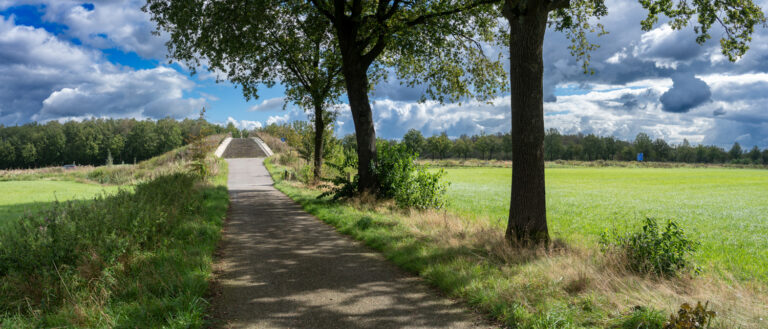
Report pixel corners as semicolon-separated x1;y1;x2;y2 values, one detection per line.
0;0;767;148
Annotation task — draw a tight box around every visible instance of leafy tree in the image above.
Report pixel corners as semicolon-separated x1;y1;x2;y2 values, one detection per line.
157;117;184;153
0;140;15;168
290;121;316;164
582;134;603;161
127;121;159;162
653;138;672;162
225;122;240;138
403;129;426;155
20;143;37;167
453;137;472;159
748;145;762;164
500;0;765;243
323;0;507;192
502;133;514;160
428;132;452;159
474;132;491;159
145;1;345;182
634;133;654;161
486;134;502;159
729;142;743;160
544;128;564;161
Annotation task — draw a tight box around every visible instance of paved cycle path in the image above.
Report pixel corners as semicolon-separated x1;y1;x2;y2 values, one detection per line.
211;158;491;329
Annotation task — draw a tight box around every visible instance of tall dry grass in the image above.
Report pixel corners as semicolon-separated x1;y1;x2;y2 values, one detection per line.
398;209;768;328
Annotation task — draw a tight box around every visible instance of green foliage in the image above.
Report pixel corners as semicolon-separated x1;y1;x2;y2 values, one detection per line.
0;118;222;170
0;166;229;327
375;143;449;210
319;147;359;200
289;121;315;163
637;0;766;61
600;218;699;276
663;302;716;329
392;129;765;165
321;142;448;210
402;129;425;154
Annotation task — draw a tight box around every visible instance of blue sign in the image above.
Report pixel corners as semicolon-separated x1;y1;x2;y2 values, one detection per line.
637;152;644;162
280;138;286;143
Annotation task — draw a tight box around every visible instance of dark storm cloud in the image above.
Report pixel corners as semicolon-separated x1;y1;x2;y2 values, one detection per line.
659;73;711;113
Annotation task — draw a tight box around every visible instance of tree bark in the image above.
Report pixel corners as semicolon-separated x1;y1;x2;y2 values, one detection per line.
503;1;550;244
336;23;379;194
313;101;325;183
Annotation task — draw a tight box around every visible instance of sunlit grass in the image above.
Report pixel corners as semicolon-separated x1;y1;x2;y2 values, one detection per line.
0;181;121;226
267;158;768;328
442;167;768;281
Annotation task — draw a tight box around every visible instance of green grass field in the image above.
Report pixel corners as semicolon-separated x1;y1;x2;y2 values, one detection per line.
441;167;768;281
0;181;121;225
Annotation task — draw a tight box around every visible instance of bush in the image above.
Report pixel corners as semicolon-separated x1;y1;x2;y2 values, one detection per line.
375;143;449;209
600;218;699;276
321;142;448;209
664;301;716;329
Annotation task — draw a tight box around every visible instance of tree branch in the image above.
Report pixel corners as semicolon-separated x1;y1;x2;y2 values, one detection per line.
308;0;336;21
405;0;500;26
548;0;570;11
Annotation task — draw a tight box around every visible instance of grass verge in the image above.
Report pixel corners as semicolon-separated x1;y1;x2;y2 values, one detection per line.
264;157;767;329
0;158;228;328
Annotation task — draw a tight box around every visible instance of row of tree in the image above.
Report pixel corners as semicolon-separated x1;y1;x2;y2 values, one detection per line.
401;129;768;164
0;118;224;169
146;0;764;244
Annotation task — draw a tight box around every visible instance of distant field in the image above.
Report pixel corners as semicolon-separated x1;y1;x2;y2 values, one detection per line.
0;181;120;225
442;167;768;281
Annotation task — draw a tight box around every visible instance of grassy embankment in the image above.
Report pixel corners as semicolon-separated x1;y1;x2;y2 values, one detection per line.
0;143;229;328
265;155;767;329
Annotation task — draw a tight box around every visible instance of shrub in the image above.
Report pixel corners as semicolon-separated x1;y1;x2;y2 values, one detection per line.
600;218;699;276
321;142;448;209
664;301;716;329
319;147;359;200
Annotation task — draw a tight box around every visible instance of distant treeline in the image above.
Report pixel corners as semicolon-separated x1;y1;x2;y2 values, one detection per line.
399;129;768;164
0;118;225;169
260;122;768;165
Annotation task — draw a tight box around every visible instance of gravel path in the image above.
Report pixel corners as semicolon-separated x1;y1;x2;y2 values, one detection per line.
210;158;492;329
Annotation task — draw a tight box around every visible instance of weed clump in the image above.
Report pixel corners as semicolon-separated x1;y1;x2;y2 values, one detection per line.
600;218;699;277
664;301;716;329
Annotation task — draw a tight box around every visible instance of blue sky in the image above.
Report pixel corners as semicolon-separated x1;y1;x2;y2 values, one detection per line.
1;0;767;148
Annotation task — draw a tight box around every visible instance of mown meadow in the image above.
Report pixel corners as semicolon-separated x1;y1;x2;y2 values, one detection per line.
442;167;768;281
0;181;120;227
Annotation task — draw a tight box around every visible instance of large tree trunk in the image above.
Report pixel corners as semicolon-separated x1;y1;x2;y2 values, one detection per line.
313;102;324;183
335;21;379;195
340;60;378;194
503;2;550;244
